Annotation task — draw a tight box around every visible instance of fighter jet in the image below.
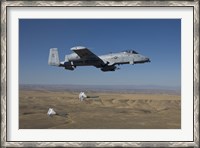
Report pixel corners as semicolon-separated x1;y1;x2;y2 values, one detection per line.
48;46;150;72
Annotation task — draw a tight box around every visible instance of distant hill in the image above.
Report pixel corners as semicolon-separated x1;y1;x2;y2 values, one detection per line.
19;84;181;95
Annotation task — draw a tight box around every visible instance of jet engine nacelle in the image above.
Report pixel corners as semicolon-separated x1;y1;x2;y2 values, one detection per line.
65;53;80;61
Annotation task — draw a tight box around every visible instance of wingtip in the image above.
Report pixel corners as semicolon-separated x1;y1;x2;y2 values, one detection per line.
71;46;87;50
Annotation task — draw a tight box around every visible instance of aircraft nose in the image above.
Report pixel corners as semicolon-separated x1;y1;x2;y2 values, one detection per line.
144;57;150;62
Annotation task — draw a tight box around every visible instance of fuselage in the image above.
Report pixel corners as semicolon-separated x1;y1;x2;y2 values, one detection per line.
49;47;150;72
63;50;150;67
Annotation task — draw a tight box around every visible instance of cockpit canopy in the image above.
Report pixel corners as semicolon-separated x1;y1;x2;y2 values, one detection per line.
123;50;138;54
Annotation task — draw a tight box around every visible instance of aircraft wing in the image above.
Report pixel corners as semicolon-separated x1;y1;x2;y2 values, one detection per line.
71;46;105;66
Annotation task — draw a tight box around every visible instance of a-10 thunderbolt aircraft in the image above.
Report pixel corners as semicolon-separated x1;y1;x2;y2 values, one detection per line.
48;46;150;72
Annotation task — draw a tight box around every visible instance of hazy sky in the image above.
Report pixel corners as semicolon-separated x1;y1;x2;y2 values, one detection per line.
19;19;181;87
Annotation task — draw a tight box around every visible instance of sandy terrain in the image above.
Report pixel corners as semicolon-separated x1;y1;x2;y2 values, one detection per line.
19;89;181;129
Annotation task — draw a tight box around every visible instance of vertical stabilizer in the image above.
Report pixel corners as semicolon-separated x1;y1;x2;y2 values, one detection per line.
48;48;60;66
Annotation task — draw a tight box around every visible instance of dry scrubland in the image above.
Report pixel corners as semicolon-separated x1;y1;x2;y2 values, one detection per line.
19;89;181;129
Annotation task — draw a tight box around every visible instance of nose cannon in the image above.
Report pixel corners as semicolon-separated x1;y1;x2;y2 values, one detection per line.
146;57;151;62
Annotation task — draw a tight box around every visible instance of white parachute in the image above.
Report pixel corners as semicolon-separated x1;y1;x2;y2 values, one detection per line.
47;108;57;116
79;92;87;101
78;92;99;101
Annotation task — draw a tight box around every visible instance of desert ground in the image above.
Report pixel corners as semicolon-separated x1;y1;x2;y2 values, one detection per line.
19;87;181;129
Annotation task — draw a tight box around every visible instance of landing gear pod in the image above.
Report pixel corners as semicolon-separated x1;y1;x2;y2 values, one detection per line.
64;62;75;70
129;61;134;65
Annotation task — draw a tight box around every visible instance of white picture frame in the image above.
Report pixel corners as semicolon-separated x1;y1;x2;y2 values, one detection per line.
1;1;199;147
